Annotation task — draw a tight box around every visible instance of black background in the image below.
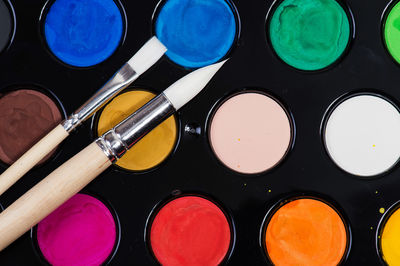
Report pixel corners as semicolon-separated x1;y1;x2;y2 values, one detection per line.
0;0;399;265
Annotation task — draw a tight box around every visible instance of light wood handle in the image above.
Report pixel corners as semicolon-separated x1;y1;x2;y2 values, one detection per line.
0;124;69;196
0;142;111;251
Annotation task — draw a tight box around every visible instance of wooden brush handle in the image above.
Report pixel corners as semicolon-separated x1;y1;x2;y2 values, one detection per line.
0;142;111;251
0;124;69;196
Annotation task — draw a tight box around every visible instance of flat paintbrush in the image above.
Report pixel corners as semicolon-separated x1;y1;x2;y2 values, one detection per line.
0;36;167;196
0;60;227;251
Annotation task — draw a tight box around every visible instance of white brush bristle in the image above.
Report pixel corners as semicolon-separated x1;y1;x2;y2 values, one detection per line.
127;36;167;75
163;60;227;110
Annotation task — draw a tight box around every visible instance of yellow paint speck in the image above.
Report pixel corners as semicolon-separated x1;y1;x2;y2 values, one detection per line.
238;138;241;141
375;190;379;194
370;227;374;230
373;144;376;147
268;189;272;193
244;183;247;187
380;208;385;214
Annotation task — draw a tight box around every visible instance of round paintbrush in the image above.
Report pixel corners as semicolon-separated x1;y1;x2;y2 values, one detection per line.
0;36;167;196
0;60;227;251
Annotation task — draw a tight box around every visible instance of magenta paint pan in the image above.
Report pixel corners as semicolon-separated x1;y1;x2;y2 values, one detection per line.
33;193;120;266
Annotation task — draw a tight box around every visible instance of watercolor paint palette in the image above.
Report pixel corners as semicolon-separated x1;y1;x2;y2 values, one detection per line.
2;0;400;265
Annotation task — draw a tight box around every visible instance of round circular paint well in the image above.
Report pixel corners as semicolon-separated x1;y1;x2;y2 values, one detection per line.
0;0;14;53
209;92;292;174
384;1;400;64
323;94;400;177
155;0;237;68
149;196;232;266
264;198;348;266
44;0;124;67
97;90;178;172
269;0;351;71
0;89;63;165
36;193;117;266
379;204;400;265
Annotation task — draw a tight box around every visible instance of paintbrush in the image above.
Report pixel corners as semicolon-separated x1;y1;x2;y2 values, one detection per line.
0;36;167;196
0;60;227;251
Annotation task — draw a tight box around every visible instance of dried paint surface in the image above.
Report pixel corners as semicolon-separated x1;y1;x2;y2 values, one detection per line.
381;208;400;265
269;0;350;70
44;0;123;67
324;95;400;177
265;198;347;266
97;90;177;171
150;196;231;266
210;92;292;174
384;1;400;64
155;0;237;68
0;89;62;165
37;194;117;266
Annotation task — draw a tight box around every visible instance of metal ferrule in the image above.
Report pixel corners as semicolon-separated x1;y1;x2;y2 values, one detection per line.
62;63;138;132
95;93;175;163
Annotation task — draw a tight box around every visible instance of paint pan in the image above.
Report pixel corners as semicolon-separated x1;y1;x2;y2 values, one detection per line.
208;90;294;175
322;92;400;177
267;0;352;71
153;0;239;68
32;193;120;266
0;0;15;54
261;195;351;266
94;88;179;172
146;194;234;266
377;200;400;266
42;0;126;67
0;86;65;166
384;0;400;65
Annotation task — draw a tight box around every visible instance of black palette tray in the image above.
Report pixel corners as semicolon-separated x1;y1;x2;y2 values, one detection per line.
0;0;399;265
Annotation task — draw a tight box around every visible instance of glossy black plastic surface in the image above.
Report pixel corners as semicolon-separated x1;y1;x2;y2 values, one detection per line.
0;0;399;265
